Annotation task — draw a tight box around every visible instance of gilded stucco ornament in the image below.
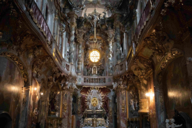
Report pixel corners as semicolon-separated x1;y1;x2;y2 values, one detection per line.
139;99;149;113
76;29;86;44
131;56;153;80
32;57;54;79
64;76;78;92
143;25;175;66
160;48;183;71
144;29;174;57
112;82;118;90
86;89;103;110
91;97;98;107
63;102;68;113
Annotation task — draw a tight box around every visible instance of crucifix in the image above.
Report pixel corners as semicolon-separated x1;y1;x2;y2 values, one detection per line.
89;9;100;43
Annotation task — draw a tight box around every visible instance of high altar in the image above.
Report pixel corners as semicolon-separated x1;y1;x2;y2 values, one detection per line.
82;89;108;128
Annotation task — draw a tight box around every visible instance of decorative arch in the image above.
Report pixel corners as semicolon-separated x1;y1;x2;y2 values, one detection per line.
155;48;184;76
155;54;190;123
160;48;183;71
0;52;30;86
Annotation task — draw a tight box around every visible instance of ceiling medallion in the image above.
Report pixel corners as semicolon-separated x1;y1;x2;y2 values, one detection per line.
89;50;100;62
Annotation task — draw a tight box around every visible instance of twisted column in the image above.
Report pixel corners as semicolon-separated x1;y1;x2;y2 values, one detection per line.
77;44;82;75
19;87;30;128
68;12;77;64
76;90;82;128
114;14;122;64
76;29;85;75
107;89;115;128
107;28;115;75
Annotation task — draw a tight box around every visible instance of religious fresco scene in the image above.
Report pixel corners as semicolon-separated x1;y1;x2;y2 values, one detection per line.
0;0;192;128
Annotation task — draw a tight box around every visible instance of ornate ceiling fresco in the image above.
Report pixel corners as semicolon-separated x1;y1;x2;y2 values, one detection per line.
58;0;139;32
69;0;122;7
68;0;123;17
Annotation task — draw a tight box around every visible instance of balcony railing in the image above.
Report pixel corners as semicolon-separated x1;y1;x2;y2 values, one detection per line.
25;0;52;45
135;0;164;41
135;0;153;39
113;0;165;77
23;0;77;76
22;0;164;79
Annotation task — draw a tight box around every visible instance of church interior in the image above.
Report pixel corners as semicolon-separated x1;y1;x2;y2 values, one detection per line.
0;0;192;128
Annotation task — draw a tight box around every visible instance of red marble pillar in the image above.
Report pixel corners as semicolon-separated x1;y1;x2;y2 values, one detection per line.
68;89;73;128
62;90;71;128
116;87;127;128
76;91;82;128
19;87;30;128
108;90;114;128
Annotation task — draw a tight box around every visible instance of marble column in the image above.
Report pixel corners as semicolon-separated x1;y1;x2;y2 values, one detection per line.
77;44;81;75
19;87;30;128
76;90;82;128
107;28;115;75
114;14;122;64
123;33;128;57
107;89;115;128
62;90;70;128
68;88;74;128
77;39;85;75
61;88;74;128
68;12;77;64
38;88;51;128
115;80;128;128
62;76;77;128
77;29;86;75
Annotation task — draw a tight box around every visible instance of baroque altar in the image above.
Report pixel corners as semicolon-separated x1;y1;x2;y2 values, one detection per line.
82;89;108;128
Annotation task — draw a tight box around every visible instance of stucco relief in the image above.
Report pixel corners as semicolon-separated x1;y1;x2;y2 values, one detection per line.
86;89;103;110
